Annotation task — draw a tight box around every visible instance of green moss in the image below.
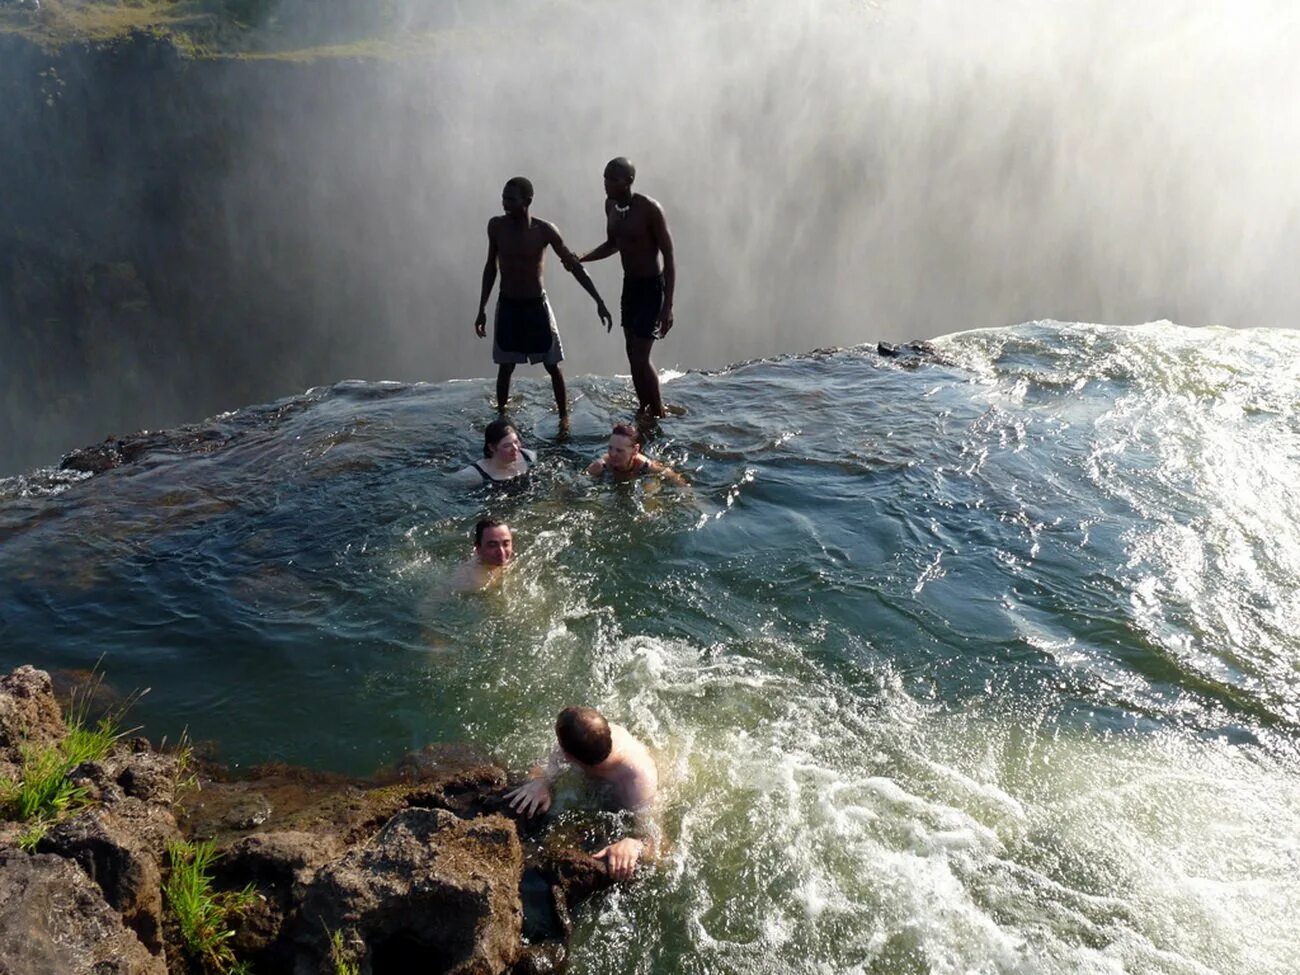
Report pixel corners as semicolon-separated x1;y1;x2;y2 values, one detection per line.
0;0;467;60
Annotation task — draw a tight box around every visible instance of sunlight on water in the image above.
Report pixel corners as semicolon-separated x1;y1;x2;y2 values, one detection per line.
564;634;1300;974
2;322;1299;973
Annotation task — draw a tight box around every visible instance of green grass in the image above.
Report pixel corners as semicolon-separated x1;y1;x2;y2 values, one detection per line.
0;0;463;60
0;680;128;830
329;928;361;975
164;838;258;974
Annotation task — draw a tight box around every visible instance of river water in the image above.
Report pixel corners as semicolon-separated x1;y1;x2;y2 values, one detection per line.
2;321;1297;974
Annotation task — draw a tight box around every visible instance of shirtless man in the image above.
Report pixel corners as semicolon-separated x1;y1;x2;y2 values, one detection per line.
587;422;686;485
475;177;612;416
578;158;677;418
449;518;514;592
506;706;659;880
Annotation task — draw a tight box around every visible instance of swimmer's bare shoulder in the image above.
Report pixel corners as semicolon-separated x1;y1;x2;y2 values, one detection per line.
610;723;658;809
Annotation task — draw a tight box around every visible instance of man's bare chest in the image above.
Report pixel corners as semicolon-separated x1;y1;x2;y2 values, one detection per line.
609;212;652;246
495;225;548;258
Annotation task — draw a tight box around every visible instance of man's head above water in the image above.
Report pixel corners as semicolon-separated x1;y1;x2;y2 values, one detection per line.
473;518;514;566
555;705;613;766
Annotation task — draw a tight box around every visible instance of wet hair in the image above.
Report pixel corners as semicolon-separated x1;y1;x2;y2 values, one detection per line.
505;176;534;202
610;422;642;447
483;418;516;458
604;157;635;182
555;706;612;766
474;517;507;547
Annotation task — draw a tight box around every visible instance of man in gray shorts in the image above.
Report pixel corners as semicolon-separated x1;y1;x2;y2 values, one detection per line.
474;177;612;417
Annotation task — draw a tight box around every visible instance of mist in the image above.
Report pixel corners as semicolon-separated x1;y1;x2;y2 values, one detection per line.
3;0;1299;474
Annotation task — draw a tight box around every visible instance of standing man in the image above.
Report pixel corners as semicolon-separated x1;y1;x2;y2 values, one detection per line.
578;157;676;418
475;177;613;417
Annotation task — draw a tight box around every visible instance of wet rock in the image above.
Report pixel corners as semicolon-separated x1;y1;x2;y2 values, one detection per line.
182;751;511;849
876;339;952;366
386;741;501;784
0;849;165;975
58;427;232;476
511;942;568;975
537;848;615;921
295;808;524;975
177;764;359;845
221;792;274;831
0;665;66;779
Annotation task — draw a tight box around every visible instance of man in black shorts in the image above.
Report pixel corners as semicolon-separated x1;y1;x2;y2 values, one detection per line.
578;158;677;418
474;177;612;416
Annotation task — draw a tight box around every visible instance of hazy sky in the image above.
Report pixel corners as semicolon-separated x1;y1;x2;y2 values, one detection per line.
228;0;1300;375
4;0;1299;474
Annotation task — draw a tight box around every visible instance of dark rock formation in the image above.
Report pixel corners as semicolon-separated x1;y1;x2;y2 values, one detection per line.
876;339;952;367
0;849;165;975
38;797;180;954
296;809;524;975
0;666;622;974
58;427;233;475
219;829;344;966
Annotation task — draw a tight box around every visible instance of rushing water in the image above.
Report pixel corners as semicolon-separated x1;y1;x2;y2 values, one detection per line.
2;321;1298;974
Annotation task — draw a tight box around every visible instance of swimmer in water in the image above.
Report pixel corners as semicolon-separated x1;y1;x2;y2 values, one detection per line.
587;423;686;485
449;518;514;592
505;706;659;881
454;419;536;487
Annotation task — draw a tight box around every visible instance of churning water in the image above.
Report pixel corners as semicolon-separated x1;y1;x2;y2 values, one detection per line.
2;321;1298;973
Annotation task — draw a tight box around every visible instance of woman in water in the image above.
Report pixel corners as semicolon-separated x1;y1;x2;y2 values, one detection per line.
455;419;537;486
587;423;686;485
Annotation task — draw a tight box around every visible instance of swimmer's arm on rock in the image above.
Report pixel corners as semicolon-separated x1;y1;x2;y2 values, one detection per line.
505;745;567;817
594;838;644;881
594;807;661;881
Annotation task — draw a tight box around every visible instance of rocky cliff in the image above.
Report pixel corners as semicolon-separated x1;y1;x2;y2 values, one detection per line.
0;665;615;974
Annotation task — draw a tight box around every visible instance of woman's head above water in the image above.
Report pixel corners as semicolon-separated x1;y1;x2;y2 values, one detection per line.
483;419;523;462
607;423;643;471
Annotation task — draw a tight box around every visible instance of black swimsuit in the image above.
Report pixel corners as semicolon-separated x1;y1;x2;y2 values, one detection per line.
472;452;535;490
621;274;665;340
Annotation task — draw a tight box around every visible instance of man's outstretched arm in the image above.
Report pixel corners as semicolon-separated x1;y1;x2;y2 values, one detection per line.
580;202;618;263
548;228;612;331
580;240;619;263
475;224;499;337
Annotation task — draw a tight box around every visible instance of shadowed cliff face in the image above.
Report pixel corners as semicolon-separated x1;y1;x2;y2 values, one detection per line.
3;0;1300;475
